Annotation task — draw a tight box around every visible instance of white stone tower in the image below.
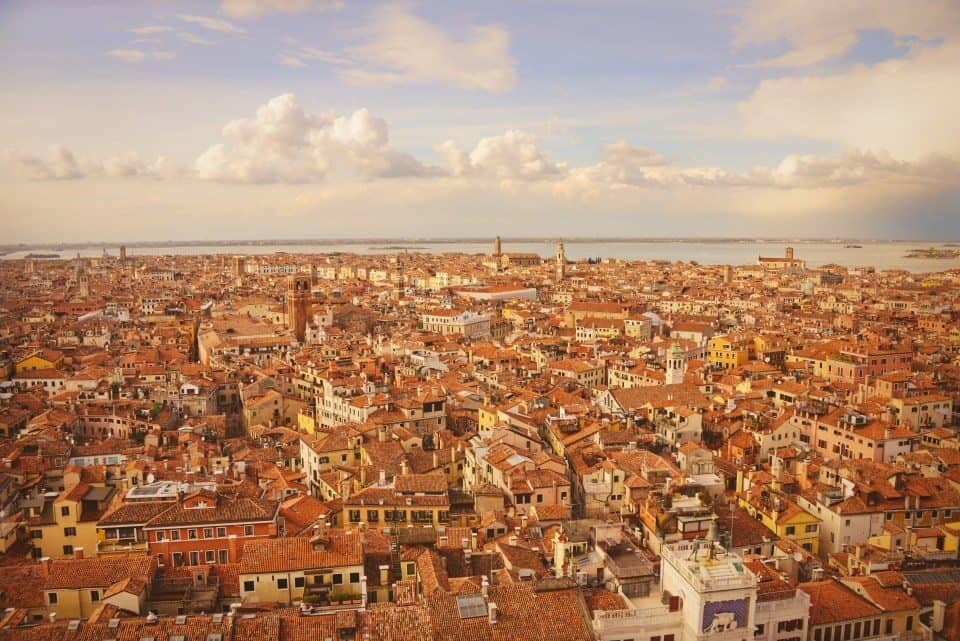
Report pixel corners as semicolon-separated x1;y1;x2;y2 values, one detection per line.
556;241;566;281
665;341;686;385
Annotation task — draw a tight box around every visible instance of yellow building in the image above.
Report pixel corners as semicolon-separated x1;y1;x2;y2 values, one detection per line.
239;533;364;606
739;492;821;554
42;556;154;619
28;483;115;559
15;349;64;374
343;475;451;528
707;336;751;369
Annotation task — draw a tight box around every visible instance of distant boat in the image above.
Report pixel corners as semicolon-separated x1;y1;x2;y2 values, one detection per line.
844;245;863;249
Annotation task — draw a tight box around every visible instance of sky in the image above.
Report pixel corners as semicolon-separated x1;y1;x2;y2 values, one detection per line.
1;0;959;243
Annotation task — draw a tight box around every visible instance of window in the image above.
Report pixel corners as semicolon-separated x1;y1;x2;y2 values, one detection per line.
349;510;361;523
158;554;165;567
885;620;893;634
190;551;199;565
367;510;379;522
536;494;543;503
203;528;213;538
219;550;228;564
90;590;100;602
786;526;796;535
906;616;913;631
170;529;181;540
806;524;818;533
243;581;254;592
61;506;70;517
205;550;215;563
173;552;184;566
333;573;343;584
294;577;305;588
156;531;165;541
48;592;58;605
64;527;77;537
349;572;360;583
30;530;42;539
188;529;197;539
277;578;288;589
244;525;254;536
62;545;73;555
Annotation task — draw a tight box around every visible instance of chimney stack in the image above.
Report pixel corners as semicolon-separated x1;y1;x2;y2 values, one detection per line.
487;602;498;624
73;547;84;560
481;576;489;597
933;600;946;633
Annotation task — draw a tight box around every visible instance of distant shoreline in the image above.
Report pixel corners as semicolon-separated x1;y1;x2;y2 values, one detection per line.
4;237;959;254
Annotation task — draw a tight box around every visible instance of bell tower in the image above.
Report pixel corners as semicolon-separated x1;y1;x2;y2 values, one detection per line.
286;275;312;342
555;241;566;281
665;341;686;385
493;235;503;273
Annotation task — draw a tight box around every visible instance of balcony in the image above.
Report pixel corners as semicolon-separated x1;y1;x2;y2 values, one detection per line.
97;537;148;554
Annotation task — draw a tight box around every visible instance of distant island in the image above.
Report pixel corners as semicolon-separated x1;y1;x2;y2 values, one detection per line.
368;245;428;251
905;247;960;259
25;252;60;259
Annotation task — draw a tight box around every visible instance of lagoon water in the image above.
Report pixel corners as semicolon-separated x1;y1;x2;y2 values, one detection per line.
4;240;959;273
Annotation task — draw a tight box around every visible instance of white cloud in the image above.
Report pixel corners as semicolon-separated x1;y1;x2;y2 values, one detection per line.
153;51;177;60
178;32;212;46
4;147;177;181
734;0;960;67
706;76;728;91
740;41;960;159
297;46;352;65
178;14;246;34
129;25;173;35
279;55;306;68
9;146;84;180
106;48;146;63
220;0;343;19
561;146;958;194
437;130;564;181
194;93;437;183
343;6;516;92
278;45;353;69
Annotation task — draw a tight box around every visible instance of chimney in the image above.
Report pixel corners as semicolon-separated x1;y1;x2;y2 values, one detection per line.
471;531;478;550
400;460;409;476
73;547;84;560
432;450;439;469
378;427;386;443
379;469;386;486
481;576;489;597
49;613;57;624
487;602;498;624
933;600;946;633
39;556;52;576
